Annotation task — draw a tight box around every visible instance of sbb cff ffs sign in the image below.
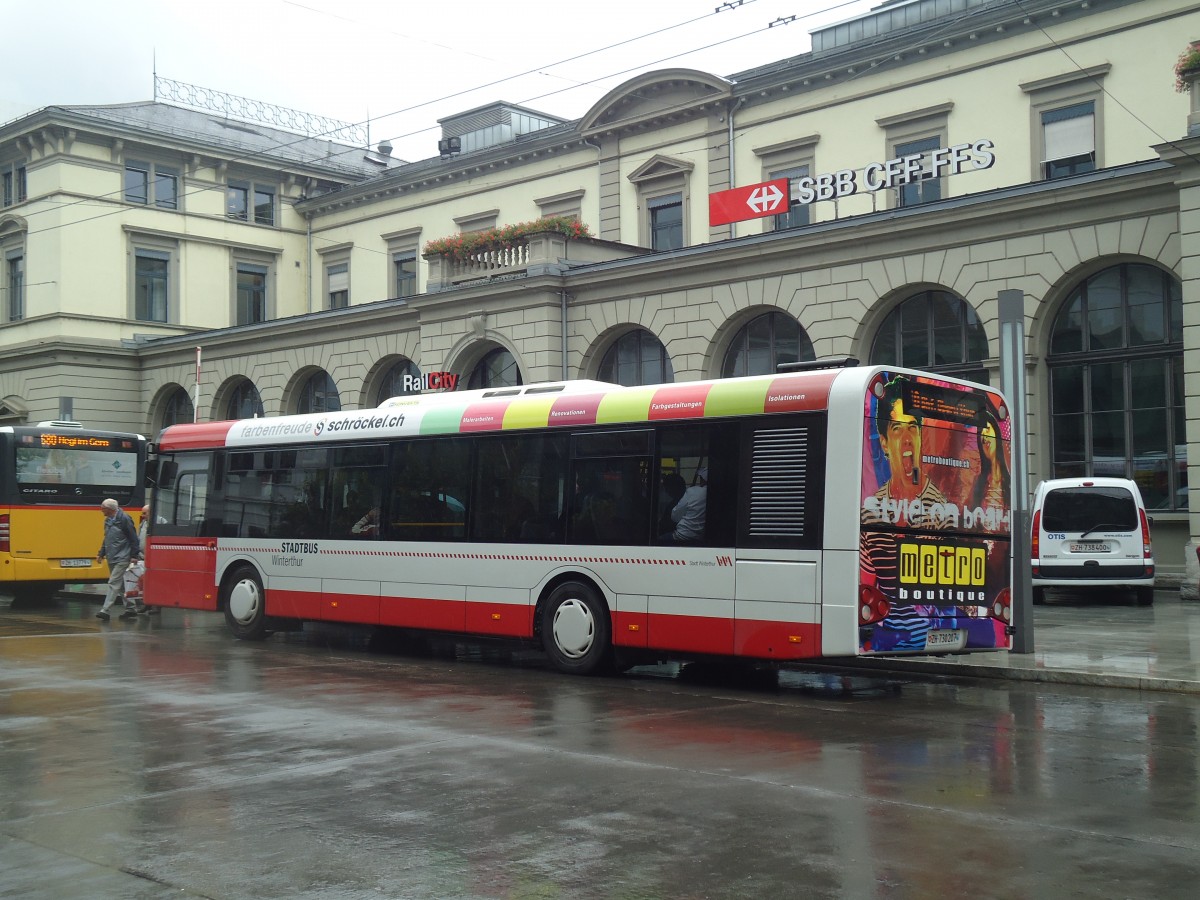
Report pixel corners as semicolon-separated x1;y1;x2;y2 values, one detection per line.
708;177;790;227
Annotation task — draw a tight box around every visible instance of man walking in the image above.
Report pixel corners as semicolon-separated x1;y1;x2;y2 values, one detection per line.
95;498;140;621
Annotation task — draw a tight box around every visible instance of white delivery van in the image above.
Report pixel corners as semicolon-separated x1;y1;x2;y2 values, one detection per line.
1030;477;1155;606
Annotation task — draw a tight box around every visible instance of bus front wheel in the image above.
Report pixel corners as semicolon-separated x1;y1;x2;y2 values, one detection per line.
223;566;270;641
541;581;612;675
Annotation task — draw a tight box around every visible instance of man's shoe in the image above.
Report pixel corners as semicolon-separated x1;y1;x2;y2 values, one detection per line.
135;606;148;615
95;611;110;621
118;610;137;621
146;607;160;615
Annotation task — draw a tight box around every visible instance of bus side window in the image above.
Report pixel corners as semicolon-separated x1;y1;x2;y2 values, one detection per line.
153;453;212;536
389;438;470;542
472;433;567;544
655;422;738;547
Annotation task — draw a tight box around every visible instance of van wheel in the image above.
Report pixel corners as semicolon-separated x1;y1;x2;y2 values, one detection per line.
223;565;271;640
541;581;612;675
1032;587;1046;605
1136;587;1154;606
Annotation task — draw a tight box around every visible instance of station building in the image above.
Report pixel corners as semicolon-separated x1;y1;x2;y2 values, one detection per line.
2;0;1200;575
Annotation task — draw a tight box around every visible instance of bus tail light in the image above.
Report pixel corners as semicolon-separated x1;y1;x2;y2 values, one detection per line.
0;514;8;553
991;586;1012;623
859;583;891;625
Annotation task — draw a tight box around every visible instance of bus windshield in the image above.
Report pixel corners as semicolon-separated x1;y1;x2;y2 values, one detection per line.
13;432;142;505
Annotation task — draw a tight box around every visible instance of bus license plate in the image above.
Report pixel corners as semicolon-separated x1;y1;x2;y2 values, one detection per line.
60;558;92;568
925;629;966;652
1069;542;1109;553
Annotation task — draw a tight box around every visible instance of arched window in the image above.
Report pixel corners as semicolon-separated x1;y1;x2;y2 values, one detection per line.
296;371;341;414
161;386;194;428
722;311;814;378
226;380;264;420
870;290;989;384
597;329;674;386
1047;263;1185;510
374;359;422;406
467;348;522;390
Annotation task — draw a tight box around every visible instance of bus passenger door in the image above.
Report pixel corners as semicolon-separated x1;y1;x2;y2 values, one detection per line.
146;453;219;611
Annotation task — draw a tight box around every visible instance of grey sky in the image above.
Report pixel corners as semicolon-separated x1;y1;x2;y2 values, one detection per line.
4;0;877;162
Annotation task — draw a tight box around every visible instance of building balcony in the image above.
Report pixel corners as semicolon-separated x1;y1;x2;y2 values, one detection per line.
423;230;646;292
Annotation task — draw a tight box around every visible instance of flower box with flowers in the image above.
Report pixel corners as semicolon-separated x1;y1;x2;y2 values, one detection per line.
1175;43;1200;92
422;215;592;261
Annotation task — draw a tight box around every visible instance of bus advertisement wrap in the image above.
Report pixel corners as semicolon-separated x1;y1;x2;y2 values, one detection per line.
860;371;1013;653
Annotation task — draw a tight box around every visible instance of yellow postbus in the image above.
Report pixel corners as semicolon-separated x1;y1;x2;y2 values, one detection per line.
1;423;146;602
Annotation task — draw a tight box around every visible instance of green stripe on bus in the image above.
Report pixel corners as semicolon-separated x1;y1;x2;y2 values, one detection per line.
704;379;771;417
595;387;655;424
421;406;467;434
504;397;557;430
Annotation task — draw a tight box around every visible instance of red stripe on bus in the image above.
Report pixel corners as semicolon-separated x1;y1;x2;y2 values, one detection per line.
734;619;822;660
158;421;236;451
547;393;603;426
764;371;838;412
647;383;713;420
459;400;513;432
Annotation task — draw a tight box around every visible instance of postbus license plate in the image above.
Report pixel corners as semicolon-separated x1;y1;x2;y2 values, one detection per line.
925;629;966;652
60;558;92;568
1069;542;1108;553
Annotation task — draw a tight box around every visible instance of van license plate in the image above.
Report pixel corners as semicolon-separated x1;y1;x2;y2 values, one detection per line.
60;558;92;568
1069;542;1109;553
925;629;966;651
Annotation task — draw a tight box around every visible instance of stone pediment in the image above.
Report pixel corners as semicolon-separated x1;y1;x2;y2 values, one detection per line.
0;395;29;422
581;69;733;137
0;213;28;237
627;154;695;185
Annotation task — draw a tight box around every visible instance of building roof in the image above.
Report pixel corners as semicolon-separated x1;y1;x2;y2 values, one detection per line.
40;101;397;180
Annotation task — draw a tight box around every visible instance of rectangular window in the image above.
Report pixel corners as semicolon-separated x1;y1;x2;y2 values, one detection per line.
254;186;275;226
1043;101;1095;179
236;264;268;325
394;251;417;298
649;193;683;251
770;166;810;231
155;453;212;537
2;171;11;207
895;136;942;207
331;445;389;539
228;180;275;225
155;168;178;209
6;252;23;321
327;262;349;309
472;434;568;543
125;162;149;204
16;166;26;202
127;161;178;209
134;250;169;322
389;438;471;542
226;183;249;220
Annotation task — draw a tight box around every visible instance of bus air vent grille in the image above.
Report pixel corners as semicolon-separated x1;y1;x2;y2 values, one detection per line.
749;427;807;537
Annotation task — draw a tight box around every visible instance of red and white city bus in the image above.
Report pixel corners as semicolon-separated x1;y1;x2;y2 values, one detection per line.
145;362;1013;674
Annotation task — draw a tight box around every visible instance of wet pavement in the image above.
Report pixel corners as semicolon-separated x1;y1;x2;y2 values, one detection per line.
829;588;1200;693
3;589;1200;898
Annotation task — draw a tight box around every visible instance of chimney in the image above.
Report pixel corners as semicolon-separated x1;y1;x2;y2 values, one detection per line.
377;139;393;157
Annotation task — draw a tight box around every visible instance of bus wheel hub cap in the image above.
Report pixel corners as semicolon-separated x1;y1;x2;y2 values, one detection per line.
553;598;594;658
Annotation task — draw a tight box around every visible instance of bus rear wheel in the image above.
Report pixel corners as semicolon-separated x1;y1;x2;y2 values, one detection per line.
223;565;270;641
541;581;612;675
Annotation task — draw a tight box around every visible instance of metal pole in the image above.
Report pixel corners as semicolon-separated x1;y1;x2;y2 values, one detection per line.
194;346;202;423
998;289;1034;653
